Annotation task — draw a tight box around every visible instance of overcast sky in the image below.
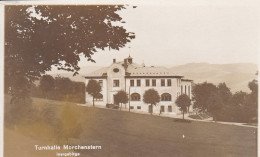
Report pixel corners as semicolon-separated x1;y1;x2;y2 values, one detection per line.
77;0;258;67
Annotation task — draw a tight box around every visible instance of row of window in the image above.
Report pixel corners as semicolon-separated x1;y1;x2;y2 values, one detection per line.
130;79;172;87
181;85;191;97
131;105;173;112
131;93;172;101
160;105;172;112
99;79;182;88
94;93;172;102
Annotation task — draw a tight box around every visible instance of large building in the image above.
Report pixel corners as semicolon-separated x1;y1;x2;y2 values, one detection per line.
85;56;192;115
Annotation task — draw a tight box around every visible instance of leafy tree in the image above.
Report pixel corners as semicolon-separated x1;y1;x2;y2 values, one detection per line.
86;80;101;107
207;93;223;121
221;91;249;122
114;90;128;111
192;82;217;112
69;82;86;103
175;94;191;119
246;79;258;122
143;89;160;115
54;76;74;100
39;75;55;99
248;79;258;93
232;91;247;106
5;5;135;101
217;83;232;105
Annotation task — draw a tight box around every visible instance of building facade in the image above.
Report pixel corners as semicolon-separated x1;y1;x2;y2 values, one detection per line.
85;57;192;115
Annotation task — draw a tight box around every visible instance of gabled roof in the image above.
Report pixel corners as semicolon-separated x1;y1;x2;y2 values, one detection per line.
126;64;182;77
85;59;183;78
85;67;108;78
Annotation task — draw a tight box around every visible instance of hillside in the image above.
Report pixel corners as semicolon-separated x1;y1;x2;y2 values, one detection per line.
170;63;257;92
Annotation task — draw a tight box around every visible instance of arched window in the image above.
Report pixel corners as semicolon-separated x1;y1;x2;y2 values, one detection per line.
94;93;103;101
131;93;141;101
161;93;172;101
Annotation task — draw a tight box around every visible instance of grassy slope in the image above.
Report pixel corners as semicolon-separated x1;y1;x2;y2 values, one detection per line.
4;97;257;157
79;107;257;157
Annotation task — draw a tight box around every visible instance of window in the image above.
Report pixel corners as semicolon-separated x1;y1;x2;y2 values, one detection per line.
98;80;103;87
167;79;171;86
137;106;141;109
188;86;190;97
178;79;180;87
137;80;141;86
113;68;119;73
185;85;187;94
94;93;103;101
130;106;134;109
161;93;172;101
181;86;183;94
146;79;150;86
131;93;141;101
152;79;156;86
168;106;172;112
130;80;134;86
161;79;165;86
160;106;165;112
113;80;119;87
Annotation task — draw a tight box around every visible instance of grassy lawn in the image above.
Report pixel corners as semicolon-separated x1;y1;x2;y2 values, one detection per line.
4;97;257;157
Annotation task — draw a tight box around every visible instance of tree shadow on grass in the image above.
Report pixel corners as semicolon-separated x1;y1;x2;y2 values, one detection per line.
174;119;192;123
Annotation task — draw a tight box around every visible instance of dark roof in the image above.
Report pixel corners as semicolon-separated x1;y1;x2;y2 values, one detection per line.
181;79;193;82
85;60;183;78
126;64;182;77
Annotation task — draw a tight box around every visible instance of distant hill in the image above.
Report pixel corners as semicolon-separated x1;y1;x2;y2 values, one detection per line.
46;66;103;83
48;63;257;93
170;63;257;92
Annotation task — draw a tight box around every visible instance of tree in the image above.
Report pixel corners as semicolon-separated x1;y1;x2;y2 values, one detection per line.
248;79;258;93
69;82;86;103
175;94;191;119
217;83;232;105
232;91;247;106
143;89;160;115
246;79;258;122
86;80;101;107
39;75;55;99
207;93;223;121
221;91;248;122
192;82;217;112
114;90;128;111
5;5;135;101
54;76;74;101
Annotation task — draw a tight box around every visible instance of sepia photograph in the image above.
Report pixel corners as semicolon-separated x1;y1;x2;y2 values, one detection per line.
1;0;258;157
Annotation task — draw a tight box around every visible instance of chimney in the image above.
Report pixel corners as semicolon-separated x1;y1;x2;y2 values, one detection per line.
113;59;116;63
124;59;128;69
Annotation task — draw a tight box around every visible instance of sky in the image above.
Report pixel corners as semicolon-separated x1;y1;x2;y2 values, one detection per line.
76;0;258;67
